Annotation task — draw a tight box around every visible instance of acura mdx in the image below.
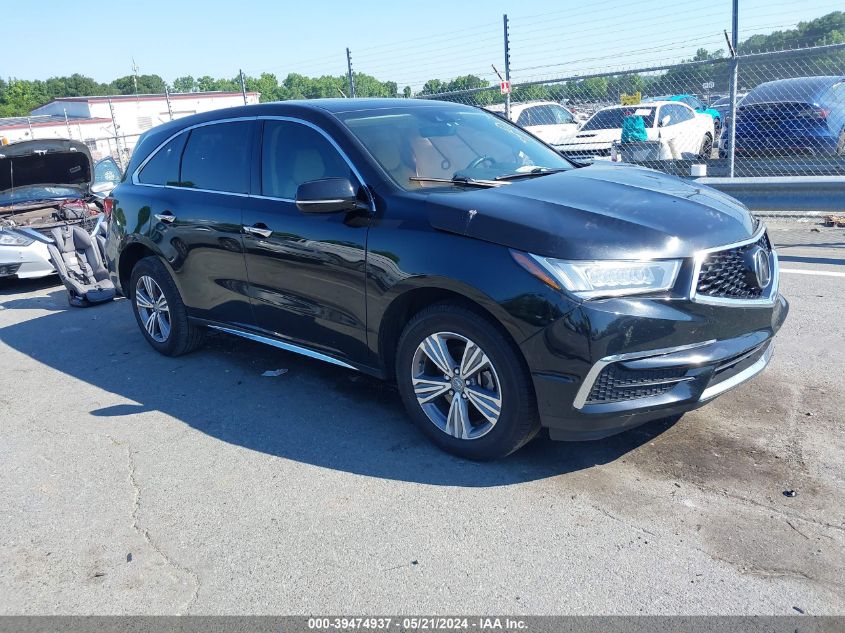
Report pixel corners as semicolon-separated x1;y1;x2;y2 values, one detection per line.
105;99;788;460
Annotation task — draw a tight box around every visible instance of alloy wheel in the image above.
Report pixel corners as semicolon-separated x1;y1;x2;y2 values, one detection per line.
411;331;502;440
135;275;171;343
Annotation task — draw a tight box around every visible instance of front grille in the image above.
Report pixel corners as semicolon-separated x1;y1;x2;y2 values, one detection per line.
586;364;687;404
696;232;772;300
561;148;611;160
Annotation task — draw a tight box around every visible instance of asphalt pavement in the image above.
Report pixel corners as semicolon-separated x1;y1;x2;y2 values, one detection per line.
0;220;843;615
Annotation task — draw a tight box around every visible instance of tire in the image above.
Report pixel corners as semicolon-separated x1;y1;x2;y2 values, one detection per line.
698;133;713;160
395;303;540;460
129;256;205;356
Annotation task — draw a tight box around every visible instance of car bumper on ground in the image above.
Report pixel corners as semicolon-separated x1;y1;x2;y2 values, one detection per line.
523;292;789;441
0;242;54;279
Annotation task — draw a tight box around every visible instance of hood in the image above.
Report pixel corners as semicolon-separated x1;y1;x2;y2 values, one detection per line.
426;162;755;260
0;139;93;196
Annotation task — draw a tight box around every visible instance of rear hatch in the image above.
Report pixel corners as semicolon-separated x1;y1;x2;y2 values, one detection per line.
735;102;829;151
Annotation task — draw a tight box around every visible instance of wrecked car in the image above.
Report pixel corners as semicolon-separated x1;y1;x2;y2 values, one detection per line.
0;139;107;278
1;139;115;305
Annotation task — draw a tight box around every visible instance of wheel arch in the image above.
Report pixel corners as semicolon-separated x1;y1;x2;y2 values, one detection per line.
117;237;175;297
376;280;529;379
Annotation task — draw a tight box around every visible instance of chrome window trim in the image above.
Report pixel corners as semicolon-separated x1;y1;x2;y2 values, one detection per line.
688;223;779;307
207;324;357;371
699;342;773;401
132;116;257;188
573;339;717;410
130;115;371;208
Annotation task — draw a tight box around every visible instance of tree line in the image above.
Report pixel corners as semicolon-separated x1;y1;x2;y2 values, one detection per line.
1;11;841;118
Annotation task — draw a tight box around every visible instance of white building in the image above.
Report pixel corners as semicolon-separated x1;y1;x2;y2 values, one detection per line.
0;91;260;163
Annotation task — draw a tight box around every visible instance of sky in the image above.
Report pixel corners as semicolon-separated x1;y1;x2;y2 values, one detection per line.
3;0;841;90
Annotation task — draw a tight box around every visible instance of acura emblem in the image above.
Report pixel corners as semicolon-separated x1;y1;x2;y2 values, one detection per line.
744;246;771;289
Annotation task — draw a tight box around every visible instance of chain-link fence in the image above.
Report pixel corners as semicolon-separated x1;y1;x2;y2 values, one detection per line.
413;44;845;178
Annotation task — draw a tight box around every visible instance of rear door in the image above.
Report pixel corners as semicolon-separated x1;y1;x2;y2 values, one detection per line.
240;118;371;365
144;120;256;326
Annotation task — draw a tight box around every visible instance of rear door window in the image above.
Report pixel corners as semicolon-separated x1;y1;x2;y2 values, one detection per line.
179;121;253;193
138;133;187;185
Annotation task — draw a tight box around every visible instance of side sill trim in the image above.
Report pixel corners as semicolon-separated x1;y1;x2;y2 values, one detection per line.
206;325;357;371
699;342;773;401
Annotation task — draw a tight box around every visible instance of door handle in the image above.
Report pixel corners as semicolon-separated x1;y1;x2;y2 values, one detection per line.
154;211;176;223
243;224;273;238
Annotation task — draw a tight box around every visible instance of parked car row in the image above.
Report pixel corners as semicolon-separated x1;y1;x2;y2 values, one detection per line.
486;76;843;163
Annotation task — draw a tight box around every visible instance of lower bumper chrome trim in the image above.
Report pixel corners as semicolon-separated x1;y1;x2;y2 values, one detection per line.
699;342;773;401
573;340;716;410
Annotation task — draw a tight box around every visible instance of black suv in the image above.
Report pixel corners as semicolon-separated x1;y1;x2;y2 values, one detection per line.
105;99;787;460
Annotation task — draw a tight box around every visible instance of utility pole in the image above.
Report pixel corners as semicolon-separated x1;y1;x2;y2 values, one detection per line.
164;84;174;120
239;69;248;105
346;48;356;98
108;99;124;171
727;0;739;178
131;58;140;96
63;108;72;139
503;14;512;121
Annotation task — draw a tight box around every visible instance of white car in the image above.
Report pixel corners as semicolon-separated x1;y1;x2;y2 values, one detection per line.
555;101;715;162
1;139;108;280
486;100;580;145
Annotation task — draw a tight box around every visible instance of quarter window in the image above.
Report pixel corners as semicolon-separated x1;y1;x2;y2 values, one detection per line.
261;120;353;199
179;121;252;193
138;133;187;186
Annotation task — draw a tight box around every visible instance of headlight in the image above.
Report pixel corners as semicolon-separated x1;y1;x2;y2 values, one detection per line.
515;251;681;299
0;230;34;247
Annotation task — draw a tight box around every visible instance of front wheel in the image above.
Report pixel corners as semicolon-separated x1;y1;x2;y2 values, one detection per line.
395;303;540;460
129;256;205;356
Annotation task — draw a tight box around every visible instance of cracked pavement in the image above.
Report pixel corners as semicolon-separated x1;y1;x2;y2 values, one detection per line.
0;221;843;614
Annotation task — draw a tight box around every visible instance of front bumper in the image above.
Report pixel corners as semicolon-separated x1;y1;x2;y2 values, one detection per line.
523;292;789;441
0;241;54;279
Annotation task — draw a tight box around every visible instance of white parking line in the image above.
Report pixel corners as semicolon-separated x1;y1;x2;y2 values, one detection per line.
780;268;845;278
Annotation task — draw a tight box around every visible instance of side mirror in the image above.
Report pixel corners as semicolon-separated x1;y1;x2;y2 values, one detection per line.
659;115;672;128
296;177;363;213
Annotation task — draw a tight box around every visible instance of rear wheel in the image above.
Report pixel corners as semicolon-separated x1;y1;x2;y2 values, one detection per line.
395;303;540;460
129;256;205;356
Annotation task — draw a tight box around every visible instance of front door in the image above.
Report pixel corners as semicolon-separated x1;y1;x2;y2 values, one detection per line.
241;119;371;366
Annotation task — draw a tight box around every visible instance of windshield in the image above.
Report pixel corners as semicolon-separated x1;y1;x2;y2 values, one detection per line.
0;184;83;207
338;106;572;190
581;107;656;131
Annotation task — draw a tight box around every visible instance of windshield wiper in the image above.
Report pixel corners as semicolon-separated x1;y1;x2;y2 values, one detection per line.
409;176;503;188
494;167;569;181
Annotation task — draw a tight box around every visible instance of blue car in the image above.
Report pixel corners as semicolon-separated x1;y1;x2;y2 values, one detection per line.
733;76;845;156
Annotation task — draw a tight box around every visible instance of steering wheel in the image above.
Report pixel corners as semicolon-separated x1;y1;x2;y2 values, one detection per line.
465;155;498;171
